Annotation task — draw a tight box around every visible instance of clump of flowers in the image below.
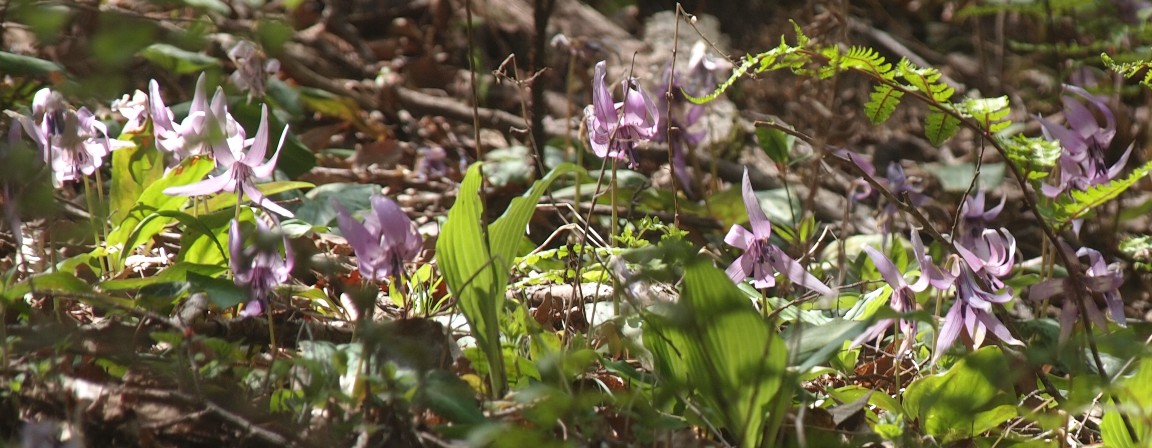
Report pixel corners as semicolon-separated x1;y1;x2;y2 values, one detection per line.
855;231;954;355
13;88;127;187
584;60;659;169
163;104;293;217
228;40;280;101
653;42;731;197
150;73;247;163
1030;245;1126;343
724;168;831;294
332;194;423;282
934;228;1024;360
958;190;1005;247
1038;85;1132;198
230;217;293;317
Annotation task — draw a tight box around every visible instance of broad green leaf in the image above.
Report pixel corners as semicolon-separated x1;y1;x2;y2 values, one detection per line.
417;370;486;425
109;139;164;224
105;157;214;273
438;163;581;395
3;272;93;301
1042;159;1152;225
99;262;227;291
171;208;251;267
644;243;788;448
903;346;1018;443
755;127;794;166
0;51;64;77
294;182;380;227
930;162;1006;192
139;43;220;74
188;271;248;309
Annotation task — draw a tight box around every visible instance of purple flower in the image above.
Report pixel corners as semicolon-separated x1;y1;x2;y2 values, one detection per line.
654;44;728;197
584;61;659;169
111;90;148;134
15;88;126;187
724;168;831;294
414;146;449;181
958;191;1005;246
935;227;1022;360
935;266;1023;360
332;194;423;282
230;217;293;317
150;73;247;162
1030;246;1126;343
854;231;953;354
1038;85;1132;199
163;104;293;217
228;40;280;101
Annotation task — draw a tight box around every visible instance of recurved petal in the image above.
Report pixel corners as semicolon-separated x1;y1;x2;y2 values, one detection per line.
591;61;616;125
740;167;772;239
933;303;964;362
725;255;750;284
723;225;752;250
334;198;382;263
769;247;832;295
163;171;234;196
243;182;293;218
864;245;905;289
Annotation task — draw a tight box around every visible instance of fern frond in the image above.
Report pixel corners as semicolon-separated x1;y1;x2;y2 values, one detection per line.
684;52;759;105
1103;53;1152;88
924;106;961;146
840;46;894;79
1002;135;1061;180
1042;159;1152;225
959;97;1011;133
864;84;904;124
897;59;954;102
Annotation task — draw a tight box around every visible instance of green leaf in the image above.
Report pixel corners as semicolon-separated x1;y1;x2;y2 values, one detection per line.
3;272;93;302
839;46;894;78
864;84;904;124
109;139;164;224
188;271;248;309
100;262;227;291
416;370;486;425
755;127;794;165
437;163;581;395
1042;159;1152;225
0;51;64;77
293;182;380;227
104;157;215;273
1104;52;1152;89
924;106;961;146
930;162;1006;192
903;346;1018;443
644;243;788;448
1002;135;1062;180
897;59;954;102
139;43;220;74
960;96;1011;133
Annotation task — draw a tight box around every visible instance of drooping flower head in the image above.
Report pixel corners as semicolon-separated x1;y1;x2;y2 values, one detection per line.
150;73;247;163
1030;245;1126;343
111;89;149;134
163;104;292;217
230;217;293;317
724;167;831;294
854;231;955;355
584;61;659;169
332;194;423;282
1038;85;1132;199
228;40;280;101
958;191;1005;247
934;227;1022;361
15;88;125;187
